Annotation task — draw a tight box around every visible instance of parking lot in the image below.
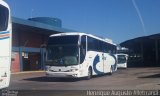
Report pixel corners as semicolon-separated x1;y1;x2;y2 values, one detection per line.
5;67;160;96
8;67;160;90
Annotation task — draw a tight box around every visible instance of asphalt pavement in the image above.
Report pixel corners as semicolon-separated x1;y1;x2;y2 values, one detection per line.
4;67;160;96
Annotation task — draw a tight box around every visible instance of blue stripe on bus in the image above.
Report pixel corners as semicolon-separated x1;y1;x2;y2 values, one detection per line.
0;32;9;34
0;37;10;40
93;54;104;74
0;31;10;40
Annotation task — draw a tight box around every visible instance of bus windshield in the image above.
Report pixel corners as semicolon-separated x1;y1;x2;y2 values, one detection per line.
46;45;79;66
46;35;79;66
118;55;127;64
0;4;9;31
48;35;79;45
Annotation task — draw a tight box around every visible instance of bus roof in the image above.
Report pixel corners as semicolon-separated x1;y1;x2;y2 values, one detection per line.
50;32;117;46
0;0;10;11
0;0;9;9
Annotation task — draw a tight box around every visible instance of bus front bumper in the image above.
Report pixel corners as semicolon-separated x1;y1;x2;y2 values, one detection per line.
45;71;80;78
117;64;127;68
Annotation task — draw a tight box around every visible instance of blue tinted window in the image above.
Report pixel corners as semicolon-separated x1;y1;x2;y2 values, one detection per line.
0;5;9;31
48;35;79;45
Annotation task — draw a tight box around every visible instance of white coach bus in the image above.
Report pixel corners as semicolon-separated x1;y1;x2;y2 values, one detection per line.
0;0;12;89
116;54;128;69
45;33;117;79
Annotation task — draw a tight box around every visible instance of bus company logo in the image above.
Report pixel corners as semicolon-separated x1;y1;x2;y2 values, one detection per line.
0;32;10;40
93;54;104;74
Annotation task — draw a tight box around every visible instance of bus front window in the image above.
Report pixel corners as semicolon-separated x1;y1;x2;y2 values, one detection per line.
46;45;79;66
118;55;127;64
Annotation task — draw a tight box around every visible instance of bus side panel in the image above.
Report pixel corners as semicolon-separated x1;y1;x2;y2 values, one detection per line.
0;66;10;89
0;38;10;57
0;0;11;89
0;38;11;89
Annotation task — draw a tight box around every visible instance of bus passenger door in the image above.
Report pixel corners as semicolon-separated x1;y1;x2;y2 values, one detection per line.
98;52;105;74
103;53;109;73
102;44;110;73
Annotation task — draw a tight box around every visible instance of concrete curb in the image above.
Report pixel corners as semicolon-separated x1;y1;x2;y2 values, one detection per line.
11;70;45;75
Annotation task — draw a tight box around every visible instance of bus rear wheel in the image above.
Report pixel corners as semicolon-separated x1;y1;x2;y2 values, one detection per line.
109;66;113;75
86;67;92;80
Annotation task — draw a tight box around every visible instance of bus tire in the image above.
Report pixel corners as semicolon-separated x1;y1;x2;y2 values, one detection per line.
86;67;92;80
109;66;113;75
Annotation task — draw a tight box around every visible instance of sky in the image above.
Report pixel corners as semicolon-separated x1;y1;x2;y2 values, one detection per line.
5;0;160;44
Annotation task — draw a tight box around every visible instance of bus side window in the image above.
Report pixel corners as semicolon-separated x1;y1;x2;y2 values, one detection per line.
80;36;86;64
81;45;86;56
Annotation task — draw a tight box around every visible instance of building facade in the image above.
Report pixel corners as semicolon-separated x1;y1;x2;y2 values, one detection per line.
120;34;160;67
11;17;76;73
